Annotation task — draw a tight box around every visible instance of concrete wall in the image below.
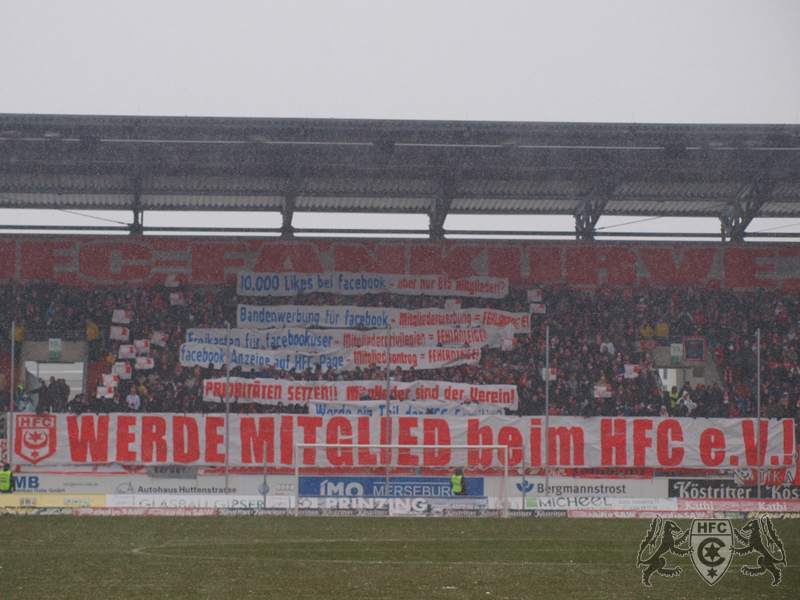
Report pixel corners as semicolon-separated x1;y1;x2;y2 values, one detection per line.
652;344;721;390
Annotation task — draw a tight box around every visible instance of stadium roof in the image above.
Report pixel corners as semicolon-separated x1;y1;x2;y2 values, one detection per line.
1;114;799;240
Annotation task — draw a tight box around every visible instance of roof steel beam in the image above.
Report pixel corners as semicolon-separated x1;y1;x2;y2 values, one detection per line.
280;167;302;239
129;175;143;236
429;195;451;240
429;166;461;240
281;193;296;239
573;175;615;241
719;177;773;242
2;116;799;238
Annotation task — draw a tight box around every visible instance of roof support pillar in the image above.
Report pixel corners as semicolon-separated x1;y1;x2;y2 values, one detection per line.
280;167;302;239
719;179;770;242
129;175;143;236
281;193;296;239
429;167;459;240
429;195;452;240
574;176;613;241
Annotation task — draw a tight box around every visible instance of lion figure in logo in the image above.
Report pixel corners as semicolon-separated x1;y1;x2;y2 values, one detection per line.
732;516;787;586
636;516;691;587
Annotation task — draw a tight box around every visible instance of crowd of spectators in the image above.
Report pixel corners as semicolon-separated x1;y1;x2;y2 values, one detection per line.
1;281;799;422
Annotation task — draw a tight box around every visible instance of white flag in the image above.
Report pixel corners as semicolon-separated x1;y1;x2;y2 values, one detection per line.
111;309;131;324
118;345;136;359
530;303;546;314
110;326;130;341
150;331;168;347
112;361;132;380
624;364;640;379
170;292;185;306
134;339;151;354
540;367;557;381
527;289;542;302
444;299;462;311
96;386;116;399
102;374;119;387
135;357;155;370
594;384;612;398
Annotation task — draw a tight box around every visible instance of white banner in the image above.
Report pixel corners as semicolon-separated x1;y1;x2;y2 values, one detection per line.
188;325;516;352
202;378;518;409
180;343;481;372
328;325;516;351
187;328;269;349
308;400;504;417
236;272;509;298
10;414;795;469
237;305;531;333
134;339;150;354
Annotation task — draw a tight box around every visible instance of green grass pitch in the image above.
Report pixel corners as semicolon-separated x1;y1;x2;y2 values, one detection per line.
2;517;798;599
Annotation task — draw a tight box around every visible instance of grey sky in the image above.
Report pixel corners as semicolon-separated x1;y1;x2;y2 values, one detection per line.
1;1;799;235
2;0;798;123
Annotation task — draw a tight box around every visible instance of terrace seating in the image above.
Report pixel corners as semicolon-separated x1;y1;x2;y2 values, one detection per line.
0;283;797;421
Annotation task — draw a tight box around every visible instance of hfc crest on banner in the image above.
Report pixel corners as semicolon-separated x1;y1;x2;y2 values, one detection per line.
689;519;734;585
637;516;787;587
14;415;58;464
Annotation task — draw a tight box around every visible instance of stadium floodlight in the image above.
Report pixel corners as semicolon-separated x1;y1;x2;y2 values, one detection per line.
294;443;511;517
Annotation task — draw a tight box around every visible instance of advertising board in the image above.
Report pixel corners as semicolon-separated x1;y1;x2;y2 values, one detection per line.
525;497;678;511
10;471;297;497
667;478;800;500
0;494;106;508
298;476;484;497
516;476;669;498
105;494;289;509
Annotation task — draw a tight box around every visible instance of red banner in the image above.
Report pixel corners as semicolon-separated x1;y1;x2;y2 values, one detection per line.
2;237;800;290
11;414;795;469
